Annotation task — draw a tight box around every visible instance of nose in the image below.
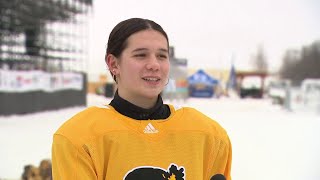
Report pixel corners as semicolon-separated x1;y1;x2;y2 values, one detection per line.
146;55;160;71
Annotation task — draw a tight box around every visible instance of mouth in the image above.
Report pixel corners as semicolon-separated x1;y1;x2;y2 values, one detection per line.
142;77;161;82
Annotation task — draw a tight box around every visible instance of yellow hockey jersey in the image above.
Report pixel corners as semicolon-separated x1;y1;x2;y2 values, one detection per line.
52;105;232;180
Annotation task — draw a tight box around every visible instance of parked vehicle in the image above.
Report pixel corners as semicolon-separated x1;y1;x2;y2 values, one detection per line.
240;76;263;98
266;79;289;105
301;79;320;109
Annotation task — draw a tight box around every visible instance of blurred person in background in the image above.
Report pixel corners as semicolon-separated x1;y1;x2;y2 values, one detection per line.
52;17;232;179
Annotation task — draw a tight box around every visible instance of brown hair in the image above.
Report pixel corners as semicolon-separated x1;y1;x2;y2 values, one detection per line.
105;18;169;81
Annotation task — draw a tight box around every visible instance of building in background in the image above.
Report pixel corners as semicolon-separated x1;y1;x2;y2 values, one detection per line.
162;46;189;101
0;0;93;115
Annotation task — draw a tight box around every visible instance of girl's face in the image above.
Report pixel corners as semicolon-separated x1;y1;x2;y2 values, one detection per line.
110;29;170;107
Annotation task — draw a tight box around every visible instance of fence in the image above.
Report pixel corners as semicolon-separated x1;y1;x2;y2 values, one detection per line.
0;70;87;115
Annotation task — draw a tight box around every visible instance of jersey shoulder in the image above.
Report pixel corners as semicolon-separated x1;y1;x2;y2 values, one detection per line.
169;105;229;139
54;105;123;144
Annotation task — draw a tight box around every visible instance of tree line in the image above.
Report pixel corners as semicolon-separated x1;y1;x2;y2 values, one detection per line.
279;40;320;86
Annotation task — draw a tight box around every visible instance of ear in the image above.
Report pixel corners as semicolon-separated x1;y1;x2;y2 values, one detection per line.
106;54;119;74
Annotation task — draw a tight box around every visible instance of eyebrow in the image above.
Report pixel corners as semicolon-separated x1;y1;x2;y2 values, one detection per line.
131;48;168;53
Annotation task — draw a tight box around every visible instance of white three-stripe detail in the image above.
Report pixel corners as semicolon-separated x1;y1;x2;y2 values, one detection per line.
143;123;159;133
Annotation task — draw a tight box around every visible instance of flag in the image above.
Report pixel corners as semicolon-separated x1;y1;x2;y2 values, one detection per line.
227;64;237;90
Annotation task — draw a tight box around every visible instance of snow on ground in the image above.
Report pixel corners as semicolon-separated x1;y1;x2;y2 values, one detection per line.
0;94;319;180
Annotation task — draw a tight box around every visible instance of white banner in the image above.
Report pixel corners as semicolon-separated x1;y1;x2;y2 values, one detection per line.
0;70;83;92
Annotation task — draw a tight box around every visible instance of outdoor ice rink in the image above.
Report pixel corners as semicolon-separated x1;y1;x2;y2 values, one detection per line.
0;94;319;179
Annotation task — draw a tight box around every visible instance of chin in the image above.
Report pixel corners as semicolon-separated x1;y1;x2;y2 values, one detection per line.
141;89;161;99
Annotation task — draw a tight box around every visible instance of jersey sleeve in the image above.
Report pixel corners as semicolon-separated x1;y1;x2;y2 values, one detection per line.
223;136;232;180
52;134;97;180
210;135;232;180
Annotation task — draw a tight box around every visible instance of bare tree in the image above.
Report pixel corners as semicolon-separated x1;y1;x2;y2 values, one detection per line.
251;45;268;72
280;40;320;86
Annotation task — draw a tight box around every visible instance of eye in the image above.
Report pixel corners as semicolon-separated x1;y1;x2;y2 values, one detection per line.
157;54;168;59
133;53;146;58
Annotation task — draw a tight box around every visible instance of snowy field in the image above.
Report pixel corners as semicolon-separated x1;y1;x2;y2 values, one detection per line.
0;94;320;180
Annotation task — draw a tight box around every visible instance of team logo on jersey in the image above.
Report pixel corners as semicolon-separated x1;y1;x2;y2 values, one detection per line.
124;163;185;180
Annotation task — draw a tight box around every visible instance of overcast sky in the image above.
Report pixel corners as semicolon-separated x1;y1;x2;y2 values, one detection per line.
87;0;320;76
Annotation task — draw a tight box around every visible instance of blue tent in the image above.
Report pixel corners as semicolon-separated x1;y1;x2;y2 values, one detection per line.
188;69;219;97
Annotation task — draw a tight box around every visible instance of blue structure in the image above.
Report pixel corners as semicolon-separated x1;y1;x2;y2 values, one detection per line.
188;69;219;97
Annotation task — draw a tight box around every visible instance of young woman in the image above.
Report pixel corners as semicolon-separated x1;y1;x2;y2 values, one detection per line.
52;18;232;180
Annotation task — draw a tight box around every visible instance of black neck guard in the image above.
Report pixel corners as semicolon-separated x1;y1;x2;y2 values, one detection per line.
109;91;170;120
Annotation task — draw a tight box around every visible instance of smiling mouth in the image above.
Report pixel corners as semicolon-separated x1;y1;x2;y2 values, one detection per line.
142;77;160;82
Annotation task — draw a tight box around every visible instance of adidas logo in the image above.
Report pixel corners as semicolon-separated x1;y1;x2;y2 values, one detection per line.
143;123;159;134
